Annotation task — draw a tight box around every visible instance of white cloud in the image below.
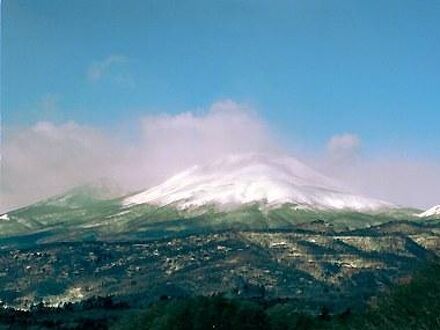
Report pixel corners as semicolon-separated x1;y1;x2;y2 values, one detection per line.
0;100;277;212
1;102;439;212
1;121;122;211
327;158;440;210
87;55;131;83
320;133;440;209
327;133;361;161
135;100;277;181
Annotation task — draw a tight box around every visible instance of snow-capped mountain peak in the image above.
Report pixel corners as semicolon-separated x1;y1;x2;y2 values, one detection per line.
123;153;393;211
418;205;440;218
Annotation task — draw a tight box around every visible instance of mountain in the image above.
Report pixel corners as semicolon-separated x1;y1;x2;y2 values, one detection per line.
43;178;126;206
2;154;423;245
123;153;393;212
418;205;440;218
0;180;126;241
0;159;436;322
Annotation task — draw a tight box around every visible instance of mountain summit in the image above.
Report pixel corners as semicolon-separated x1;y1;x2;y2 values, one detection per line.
123;153;392;211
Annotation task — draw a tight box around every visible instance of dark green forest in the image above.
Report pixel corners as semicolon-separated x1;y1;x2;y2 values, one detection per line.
1;262;439;329
116;262;440;330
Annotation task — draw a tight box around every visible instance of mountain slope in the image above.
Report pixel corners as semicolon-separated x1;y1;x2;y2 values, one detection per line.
124;153;393;211
0;181;124;240
418;205;440;218
2;155;423;245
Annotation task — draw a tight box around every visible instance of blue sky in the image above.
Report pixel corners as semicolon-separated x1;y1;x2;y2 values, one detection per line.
3;0;440;157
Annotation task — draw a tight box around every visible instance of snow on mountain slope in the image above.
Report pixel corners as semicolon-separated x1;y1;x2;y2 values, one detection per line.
0;214;9;221
418;205;440;218
123;153;393;211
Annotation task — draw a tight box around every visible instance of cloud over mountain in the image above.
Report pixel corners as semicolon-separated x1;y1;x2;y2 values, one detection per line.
1;101;276;212
327;133;361;162
1;100;439;212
